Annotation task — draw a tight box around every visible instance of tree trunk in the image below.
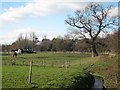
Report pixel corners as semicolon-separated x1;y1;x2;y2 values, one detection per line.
91;43;98;57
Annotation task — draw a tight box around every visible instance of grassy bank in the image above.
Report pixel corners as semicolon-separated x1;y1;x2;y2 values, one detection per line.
2;52;118;88
89;54;118;88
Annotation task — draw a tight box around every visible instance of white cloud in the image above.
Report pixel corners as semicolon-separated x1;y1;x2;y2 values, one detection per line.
0;27;64;44
91;7;118;19
0;0;118;25
0;0;88;25
109;7;119;17
0;28;33;44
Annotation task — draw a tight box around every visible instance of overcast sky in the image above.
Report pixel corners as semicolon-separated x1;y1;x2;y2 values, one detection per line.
0;0;119;45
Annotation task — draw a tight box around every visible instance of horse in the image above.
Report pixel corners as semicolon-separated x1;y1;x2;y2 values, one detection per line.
12;52;17;57
15;49;22;55
11;49;22;57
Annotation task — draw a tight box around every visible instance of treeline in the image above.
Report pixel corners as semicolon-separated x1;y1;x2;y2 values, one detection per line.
1;30;119;53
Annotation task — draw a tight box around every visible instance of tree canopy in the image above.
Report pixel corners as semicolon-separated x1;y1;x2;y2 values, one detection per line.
65;2;118;57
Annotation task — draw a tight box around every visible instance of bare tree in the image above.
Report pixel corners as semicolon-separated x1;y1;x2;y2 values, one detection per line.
65;2;117;57
30;32;39;51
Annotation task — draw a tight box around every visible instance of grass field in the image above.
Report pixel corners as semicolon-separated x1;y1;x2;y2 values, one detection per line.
2;65;94;88
2;52;90;67
2;52;118;88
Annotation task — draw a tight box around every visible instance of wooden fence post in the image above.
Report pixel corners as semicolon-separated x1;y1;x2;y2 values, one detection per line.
66;60;68;71
43;60;45;68
11;59;16;65
28;61;32;84
68;60;70;67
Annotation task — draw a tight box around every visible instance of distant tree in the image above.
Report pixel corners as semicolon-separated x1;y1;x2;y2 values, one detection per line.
10;33;39;51
2;44;11;52
75;39;91;52
64;39;74;51
30;32;39;51
63;35;74;51
40;39;52;51
51;38;64;51
11;39;33;50
65;2;117;57
107;30;119;53
95;37;108;53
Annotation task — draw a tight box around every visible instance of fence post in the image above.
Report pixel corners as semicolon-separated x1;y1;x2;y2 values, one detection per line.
68;60;70;67
43;60;45;68
66;60;68;71
11;59;16;65
28;61;32;84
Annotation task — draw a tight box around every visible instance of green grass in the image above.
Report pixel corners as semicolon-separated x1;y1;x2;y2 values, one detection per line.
2;52;118;88
2;65;94;88
2;52;90;67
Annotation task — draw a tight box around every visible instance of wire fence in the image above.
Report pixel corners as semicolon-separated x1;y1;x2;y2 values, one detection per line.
2;59;71;68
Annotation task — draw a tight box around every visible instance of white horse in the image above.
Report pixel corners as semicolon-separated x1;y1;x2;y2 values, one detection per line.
18;49;22;54
11;49;21;57
12;49;21;55
15;49;21;55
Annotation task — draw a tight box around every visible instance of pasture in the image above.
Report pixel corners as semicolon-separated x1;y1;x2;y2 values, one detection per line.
2;52;118;88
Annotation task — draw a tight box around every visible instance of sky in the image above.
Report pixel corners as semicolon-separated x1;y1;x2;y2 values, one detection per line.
0;0;119;45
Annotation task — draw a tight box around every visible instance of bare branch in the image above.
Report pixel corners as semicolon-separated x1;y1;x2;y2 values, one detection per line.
65;2;117;43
